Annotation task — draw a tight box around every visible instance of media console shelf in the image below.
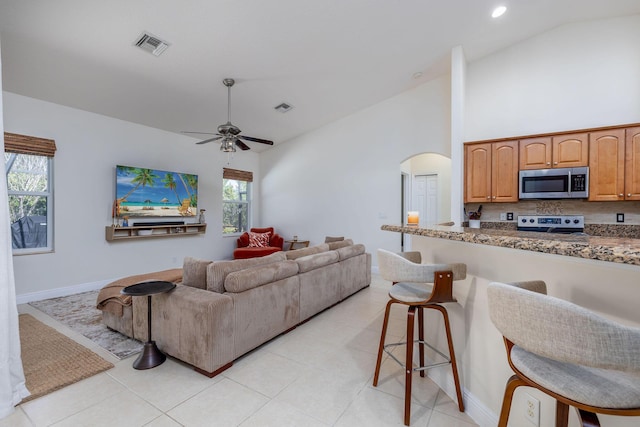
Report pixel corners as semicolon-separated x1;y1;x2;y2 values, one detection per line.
105;223;207;241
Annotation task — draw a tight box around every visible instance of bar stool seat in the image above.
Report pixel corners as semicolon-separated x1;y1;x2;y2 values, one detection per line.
373;249;467;426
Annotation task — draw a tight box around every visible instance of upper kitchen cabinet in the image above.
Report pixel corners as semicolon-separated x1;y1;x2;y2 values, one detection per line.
465;141;518;203
624;126;640;201
520;133;588;170
519;137;552;169
589;129;625;201
552;133;589;168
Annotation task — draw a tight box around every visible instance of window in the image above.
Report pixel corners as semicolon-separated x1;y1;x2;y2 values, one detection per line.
4;133;56;253
222;168;252;235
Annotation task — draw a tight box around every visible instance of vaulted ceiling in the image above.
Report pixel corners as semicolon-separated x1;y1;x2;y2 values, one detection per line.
1;1;639;150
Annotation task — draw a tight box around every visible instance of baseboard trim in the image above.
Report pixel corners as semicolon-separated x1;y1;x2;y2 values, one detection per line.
428;369;498;427
16;279;113;305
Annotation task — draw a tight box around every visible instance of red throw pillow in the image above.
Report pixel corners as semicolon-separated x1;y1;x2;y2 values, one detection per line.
248;231;271;248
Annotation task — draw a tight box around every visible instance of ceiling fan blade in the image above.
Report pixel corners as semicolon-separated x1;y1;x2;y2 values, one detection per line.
235;140;251;151
238;135;274;145
196;136;223;145
181;131;218;135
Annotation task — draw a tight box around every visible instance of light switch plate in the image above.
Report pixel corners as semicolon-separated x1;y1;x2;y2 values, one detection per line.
617;213;625;223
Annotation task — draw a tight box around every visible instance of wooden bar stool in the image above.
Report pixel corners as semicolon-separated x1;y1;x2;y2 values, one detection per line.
488;281;640;427
373;249;467;425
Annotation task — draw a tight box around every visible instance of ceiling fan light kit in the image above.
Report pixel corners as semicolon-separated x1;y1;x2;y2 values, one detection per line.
183;78;274;158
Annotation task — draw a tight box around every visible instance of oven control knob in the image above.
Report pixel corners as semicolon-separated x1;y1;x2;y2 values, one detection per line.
529;219;535;223
521;218;527;223
574;219;580;224
565;219;570;224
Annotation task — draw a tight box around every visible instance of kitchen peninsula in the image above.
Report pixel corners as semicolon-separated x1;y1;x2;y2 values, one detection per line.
381;223;640;427
382;224;640;266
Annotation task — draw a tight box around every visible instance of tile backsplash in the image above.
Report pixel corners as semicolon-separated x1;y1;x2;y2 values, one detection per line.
465;200;640;225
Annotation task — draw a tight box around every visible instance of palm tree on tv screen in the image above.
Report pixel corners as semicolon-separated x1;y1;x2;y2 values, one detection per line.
118;168;159;202
162;173;181;205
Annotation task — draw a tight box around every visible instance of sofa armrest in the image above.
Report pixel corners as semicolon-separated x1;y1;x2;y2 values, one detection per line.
141;285;235;374
237;232;249;248
271;233;284;249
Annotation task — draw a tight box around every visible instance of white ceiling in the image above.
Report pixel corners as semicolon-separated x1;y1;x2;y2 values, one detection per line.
1;0;639;151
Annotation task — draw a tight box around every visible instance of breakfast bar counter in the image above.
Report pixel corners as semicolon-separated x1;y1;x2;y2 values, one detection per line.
381;224;640;266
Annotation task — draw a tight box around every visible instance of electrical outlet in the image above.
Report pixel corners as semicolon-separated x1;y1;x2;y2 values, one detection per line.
507;212;514;221
500;213;507;220
524;393;540;426
617;213;625;223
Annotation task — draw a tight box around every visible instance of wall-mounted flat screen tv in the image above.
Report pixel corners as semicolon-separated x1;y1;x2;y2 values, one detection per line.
115;165;198;217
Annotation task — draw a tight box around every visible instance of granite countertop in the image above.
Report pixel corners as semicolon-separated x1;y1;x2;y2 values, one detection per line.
381;224;640;266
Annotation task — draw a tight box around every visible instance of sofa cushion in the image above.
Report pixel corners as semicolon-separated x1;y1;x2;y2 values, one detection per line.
285;243;330;260
296;250;339;273
336;243;365;261
324;236;344;243
327;239;354;250
225;260;299;293
207;251;287;293
182;257;213;289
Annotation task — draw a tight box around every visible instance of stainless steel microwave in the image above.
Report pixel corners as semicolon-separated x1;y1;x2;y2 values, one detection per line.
519;167;589;199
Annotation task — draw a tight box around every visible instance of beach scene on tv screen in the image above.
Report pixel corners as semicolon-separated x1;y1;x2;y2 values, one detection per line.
115;165;198;217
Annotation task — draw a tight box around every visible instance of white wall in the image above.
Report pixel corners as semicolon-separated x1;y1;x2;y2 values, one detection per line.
465;14;640;141
3;92;260;299
260;76;451;262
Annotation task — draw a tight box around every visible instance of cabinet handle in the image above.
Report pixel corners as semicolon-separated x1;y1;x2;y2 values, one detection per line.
628;193;632;197
487;196;491;200
553;162;558;165
619;194;624;197
492;196;496;199
546;162;551;166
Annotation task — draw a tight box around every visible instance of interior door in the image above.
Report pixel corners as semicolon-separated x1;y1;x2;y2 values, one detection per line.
414;174;438;226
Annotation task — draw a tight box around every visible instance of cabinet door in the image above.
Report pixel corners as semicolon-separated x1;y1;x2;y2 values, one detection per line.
625;126;640;201
465;143;491;203
552;132;589;168
492;141;519;202
519;137;551;170
589;129;625;201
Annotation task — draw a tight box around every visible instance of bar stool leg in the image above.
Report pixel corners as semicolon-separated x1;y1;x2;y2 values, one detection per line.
373;300;394;386
431;304;464;411
405;306;416;426
418;307;425;378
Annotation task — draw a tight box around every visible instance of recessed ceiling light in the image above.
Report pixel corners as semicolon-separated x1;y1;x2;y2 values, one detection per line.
492;6;507;18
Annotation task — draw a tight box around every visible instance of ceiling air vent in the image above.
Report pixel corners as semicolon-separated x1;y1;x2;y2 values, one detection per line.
134;32;170;57
274;102;293;113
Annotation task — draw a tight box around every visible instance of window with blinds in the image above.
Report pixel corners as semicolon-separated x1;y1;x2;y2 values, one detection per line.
4;132;56;253
222;168;252;234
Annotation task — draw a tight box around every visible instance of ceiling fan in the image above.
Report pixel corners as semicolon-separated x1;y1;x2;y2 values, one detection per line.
182;78;274;152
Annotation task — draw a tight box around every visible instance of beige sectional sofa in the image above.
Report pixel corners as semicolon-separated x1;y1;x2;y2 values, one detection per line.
101;240;371;376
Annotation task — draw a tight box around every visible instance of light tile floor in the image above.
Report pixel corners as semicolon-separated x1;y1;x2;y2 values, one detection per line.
6;275;479;427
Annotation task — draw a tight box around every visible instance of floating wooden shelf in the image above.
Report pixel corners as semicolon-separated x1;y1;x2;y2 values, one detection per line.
105;224;207;241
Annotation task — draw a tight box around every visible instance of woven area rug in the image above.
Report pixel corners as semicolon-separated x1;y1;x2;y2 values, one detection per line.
19;314;114;403
29;290;142;359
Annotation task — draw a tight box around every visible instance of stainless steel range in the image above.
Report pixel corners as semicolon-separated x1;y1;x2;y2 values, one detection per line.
517;215;584;234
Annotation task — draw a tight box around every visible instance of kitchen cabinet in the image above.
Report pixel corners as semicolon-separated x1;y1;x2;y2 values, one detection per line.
588;129;625;201
465;141;518;203
519;133;588;170
625;126;640;201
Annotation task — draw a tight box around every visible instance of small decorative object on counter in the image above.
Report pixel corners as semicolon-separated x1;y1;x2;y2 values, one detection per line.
407;211;419;226
293;235;298;241
198;209;206;224
467;205;482;228
122;216;129;227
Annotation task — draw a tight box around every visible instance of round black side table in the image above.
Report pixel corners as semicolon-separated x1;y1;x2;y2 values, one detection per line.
121;280;176;369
